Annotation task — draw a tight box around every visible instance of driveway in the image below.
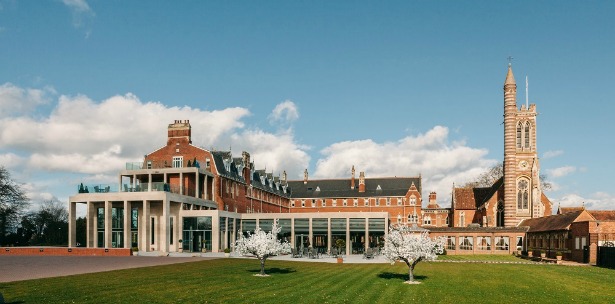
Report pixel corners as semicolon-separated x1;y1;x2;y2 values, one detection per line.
0;256;215;283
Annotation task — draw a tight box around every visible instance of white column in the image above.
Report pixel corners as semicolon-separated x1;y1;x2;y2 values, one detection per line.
68;201;77;247
142;200;150;251
365;218;369;250
212;215;219;253
161;197;170;253
104;201;112;248
123;201;131;249
196;172;200;199
346;217;350;255
179;172;184;195
86;201;94;248
290;218;295;249
327;217;332;253
308;218;313;247
148;173;152;191
204;175;208;200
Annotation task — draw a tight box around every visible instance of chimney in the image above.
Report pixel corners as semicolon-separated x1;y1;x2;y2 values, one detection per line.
429;192;437;204
303;169;308;184
359;171;365;193
282;170;287;184
167;120;192;145
351;165;356;189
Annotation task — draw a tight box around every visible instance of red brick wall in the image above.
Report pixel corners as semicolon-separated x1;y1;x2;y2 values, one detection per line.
1;247;131;256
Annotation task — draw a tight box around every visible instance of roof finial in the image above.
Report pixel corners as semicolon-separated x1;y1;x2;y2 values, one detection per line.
507;55;514;67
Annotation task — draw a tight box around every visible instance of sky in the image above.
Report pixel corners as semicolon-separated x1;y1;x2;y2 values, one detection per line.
1;0;614;213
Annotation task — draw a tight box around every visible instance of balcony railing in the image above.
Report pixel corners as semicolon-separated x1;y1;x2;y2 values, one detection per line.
125;160;210;170
78;182;201;199
77;184;118;194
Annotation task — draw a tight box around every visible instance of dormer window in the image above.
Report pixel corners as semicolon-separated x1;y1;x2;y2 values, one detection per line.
315;186;320;192
376;185;382;190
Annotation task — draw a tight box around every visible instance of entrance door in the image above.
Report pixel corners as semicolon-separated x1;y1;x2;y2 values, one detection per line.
112;231;123;248
192;231;204;252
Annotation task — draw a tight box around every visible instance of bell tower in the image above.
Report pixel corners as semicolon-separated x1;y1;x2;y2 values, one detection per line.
503;64;549;227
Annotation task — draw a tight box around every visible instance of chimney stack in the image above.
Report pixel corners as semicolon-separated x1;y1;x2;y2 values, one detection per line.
303;169;308;184
167;120;192;145
359;171;366;193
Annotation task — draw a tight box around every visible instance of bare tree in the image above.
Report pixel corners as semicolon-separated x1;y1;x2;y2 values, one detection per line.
0;166;29;244
463;163;552;190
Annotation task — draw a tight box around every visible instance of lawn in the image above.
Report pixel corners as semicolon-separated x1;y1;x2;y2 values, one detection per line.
1;257;613;303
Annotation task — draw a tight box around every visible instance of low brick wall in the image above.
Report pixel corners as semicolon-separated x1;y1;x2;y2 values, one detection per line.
1;247;132;256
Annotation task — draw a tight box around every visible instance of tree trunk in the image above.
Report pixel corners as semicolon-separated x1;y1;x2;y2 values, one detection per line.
260;257;266;276
408;264;415;282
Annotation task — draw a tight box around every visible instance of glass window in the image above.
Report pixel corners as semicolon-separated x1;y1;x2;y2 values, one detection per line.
495;237;510;251
459;236;473;250
517;122;522;148
477;236;491;250
173;156;183;168
446;236;456;250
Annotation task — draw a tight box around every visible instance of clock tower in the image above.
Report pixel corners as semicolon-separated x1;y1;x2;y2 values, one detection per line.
503;65;549;227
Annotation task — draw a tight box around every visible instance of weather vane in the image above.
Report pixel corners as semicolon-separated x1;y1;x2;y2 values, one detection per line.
507;56;514;66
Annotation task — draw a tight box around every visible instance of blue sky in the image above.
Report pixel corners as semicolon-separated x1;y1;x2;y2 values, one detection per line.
1;0;614;211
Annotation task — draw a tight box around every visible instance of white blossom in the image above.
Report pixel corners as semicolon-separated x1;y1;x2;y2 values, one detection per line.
381;224;445;283
235;219;291;276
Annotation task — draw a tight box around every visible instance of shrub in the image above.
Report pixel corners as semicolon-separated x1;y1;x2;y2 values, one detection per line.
224;248;231;254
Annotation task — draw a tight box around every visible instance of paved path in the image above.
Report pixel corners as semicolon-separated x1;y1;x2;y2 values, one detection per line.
0;256;214;283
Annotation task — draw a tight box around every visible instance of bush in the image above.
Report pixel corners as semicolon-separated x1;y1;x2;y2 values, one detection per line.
224;248;231;254
131;247;139;252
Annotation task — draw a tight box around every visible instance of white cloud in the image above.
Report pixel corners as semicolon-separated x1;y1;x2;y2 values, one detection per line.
546;166;576;178
0;83;54;116
554;192;615;211
0;153;25;169
313;126;496;207
268;100;299;125
542;150;563;159
61;0;94;35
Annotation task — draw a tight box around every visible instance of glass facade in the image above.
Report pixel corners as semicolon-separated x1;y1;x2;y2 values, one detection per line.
183;216;212;252
331;218;346;255
368;218;385;248
294;219;309;251
349;218;365;254
312;218;328;253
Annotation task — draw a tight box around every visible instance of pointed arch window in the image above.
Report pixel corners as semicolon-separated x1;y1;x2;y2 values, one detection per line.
497;201;504;227
460;211;465;227
517;178;530;210
516;122;522;148
524;122;531;148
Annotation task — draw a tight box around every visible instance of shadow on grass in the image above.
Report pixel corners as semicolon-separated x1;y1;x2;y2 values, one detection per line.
378;272;427;282
248;267;296;275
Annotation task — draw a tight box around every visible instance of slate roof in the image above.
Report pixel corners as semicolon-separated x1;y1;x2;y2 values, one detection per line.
453;177;503;210
518;210;587;233
210;151;290;198
286;177;421;199
427;226;527;233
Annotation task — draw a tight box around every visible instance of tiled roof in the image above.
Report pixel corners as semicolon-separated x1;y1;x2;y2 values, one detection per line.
286;177;421;199
588;210;615;221
427;226;527;233
557;206;584;214
453;177;503;210
518;210;586;232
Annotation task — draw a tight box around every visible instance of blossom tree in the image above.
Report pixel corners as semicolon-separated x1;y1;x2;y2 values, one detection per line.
381;224;445;284
235;219;291;276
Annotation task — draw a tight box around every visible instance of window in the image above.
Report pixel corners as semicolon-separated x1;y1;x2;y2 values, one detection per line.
301;200;305;208
575;237;580;250
459;236;473;250
397;198;402;206
517;178;530;210
343;199;347;207
311;199;316;207
386;198;391;206
291;201;295;207
408;213;418;223
460;211;465;227
446;236;456;250
364;199;369;206
423;215;431;225
170;217;174;245
322;200;326;207
375;199;380;206
495;237;510;251
172;156;183;168
353;199;358;207
581;237;587;248
150;217;155;245
445;216;449;226
147;161;152;169
477;236;491;250
332;199;337;207
410;196;416;205
524;122;531;148
497;201;505;227
206;158;211;168
516;236;523;251
516;122;522;148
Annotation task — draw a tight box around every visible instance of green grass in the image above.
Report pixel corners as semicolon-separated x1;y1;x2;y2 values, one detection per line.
1;258;613;303
437;254;526;262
